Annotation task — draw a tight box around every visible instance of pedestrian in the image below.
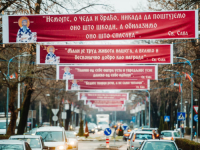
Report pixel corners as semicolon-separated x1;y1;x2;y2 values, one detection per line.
181;125;184;138
192;126;196;139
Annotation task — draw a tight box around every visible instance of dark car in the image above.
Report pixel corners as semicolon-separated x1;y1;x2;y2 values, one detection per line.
88;123;97;134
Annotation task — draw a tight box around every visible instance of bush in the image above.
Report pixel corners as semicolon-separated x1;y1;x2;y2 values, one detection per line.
0;135;10;139
84;121;89;138
159;116;164;133
164;122;168;130
118;126;124;136
175;138;200;150
185;127;191;135
77;120;84;136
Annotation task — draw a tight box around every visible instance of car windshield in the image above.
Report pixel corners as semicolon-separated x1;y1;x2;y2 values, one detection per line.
135;133;153;140
98;122;108;124
36;131;63;142
65;132;76;138
174;132;180;137
143;141;177;150
10;138;40;148
0;144;24;150
0;122;7;129
161;132;172;137
142;129;153;132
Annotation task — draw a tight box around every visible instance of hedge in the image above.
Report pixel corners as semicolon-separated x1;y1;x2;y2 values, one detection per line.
175;138;200;150
0;135;10;139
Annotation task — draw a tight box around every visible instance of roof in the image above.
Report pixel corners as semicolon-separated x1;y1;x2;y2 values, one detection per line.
10;135;41;139
144;139;175;142
161;130;177;132
36;126;64;132
134;131;153;134
142;128;158;130
0;140;25;144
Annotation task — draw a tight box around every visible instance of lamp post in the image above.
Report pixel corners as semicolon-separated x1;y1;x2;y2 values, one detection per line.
174;56;193;140
6;52;31;133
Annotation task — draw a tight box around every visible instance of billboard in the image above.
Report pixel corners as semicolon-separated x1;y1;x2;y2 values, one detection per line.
57;65;158;80
79;92;129;100
3;10;198;43
66;79;149;90
85;100;125;105
37;44;173;64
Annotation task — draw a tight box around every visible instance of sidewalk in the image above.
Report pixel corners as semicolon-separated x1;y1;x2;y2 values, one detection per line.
184;135;200;143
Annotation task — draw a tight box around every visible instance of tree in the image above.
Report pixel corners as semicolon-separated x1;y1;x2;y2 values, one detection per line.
158;116;164;133
164;122;168;130
78;120;84;136
84;121;89;138
118;125;124;136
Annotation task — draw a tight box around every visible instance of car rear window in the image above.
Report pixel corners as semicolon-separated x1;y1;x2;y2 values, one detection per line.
10;138;41;148
143;141;177;150
0;144;23;150
36;131;63;142
174;132;180;137
161;132;172;137
135;133;153;140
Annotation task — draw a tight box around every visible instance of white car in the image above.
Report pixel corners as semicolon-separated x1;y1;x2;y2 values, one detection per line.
65;131;78;150
129;131;154;150
36;126;68;150
9;135;45;150
161;130;181;141
0;140;31;150
0;119;18;135
98;121;109;130
127;131;135;150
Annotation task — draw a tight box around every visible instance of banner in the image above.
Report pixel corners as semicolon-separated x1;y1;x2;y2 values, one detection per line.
79;92;129;100
95;104;124;107
100;107;126;111
57;65;158;80
85;100;125;105
37;44;173;64
67;79;149;90
3;10;198;43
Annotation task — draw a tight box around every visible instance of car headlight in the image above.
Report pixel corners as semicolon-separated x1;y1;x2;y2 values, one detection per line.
57;145;65;150
70;141;74;145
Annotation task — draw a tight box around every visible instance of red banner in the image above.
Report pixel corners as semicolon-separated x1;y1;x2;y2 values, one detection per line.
57;65;158;80
67;79;149;90
79;92;128;100
37;44;173;64
85;100;125;105
95;104;123;107
3;10;198;43
100;107;126;111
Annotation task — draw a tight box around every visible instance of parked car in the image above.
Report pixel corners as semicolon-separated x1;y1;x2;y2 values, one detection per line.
129;131;154;150
160;130;181;141
0;140;32;150
127;131;135;150
36;126;68;150
138;139;182;150
98;121;109;131
9;135;46;150
24;128;38;135
65;131;78;150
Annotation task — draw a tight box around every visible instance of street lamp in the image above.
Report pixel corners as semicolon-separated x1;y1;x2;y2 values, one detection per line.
6;52;31;133
174;56;193;141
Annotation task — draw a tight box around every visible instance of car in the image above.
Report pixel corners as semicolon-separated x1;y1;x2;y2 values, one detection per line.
9;135;46;150
41;122;50;127
160;130;181;141
88;123;97;134
24;128;38;135
35;126;68;150
0;140;32;150
65;131;78;150
142;128;158;134
127;131;135;150
138;139;182;150
129;131;154;150
123;129;132;141
98;121;109;131
0;118;18;135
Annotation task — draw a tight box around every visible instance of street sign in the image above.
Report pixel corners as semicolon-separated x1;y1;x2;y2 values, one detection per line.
132;116;136;123
61;112;67;119
104;128;112;136
122;125;128;130
194;115;198;122
177;112;186;121
164;116;170;122
193;106;198;114
52;116;58;121
52;109;59;115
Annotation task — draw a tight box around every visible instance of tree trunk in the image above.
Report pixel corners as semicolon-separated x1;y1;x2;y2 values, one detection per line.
17;86;34;134
198;89;200;136
6;84;18;135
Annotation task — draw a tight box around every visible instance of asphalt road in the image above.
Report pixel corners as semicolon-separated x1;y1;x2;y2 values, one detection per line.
78;141;127;150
